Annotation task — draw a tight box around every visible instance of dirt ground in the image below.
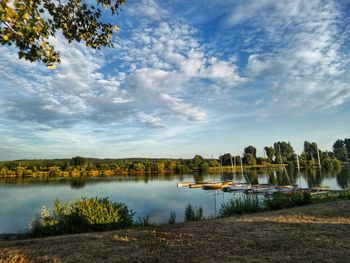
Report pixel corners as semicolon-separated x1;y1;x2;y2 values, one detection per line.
1;200;350;263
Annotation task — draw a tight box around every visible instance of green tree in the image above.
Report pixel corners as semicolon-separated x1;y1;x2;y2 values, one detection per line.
344;138;350;158
208;159;220;167
199;161;210;172
243;153;256;166
303;141;319;160
274;141;294;163
333;139;348;161
264;146;275;163
333;147;348;162
0;0;125;66
244;146;257;158
219;153;232;166
70;156;86;167
191;155;204;170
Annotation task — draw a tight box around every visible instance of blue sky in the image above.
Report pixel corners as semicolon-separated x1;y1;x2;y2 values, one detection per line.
0;0;349;160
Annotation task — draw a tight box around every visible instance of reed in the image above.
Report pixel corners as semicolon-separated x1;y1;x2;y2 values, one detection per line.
185;204;203;221
219;195;262;217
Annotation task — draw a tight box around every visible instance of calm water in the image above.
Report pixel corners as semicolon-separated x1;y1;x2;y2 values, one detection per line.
0;168;349;234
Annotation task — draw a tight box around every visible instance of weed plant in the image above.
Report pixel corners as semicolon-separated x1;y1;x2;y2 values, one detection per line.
185;204;203;221
219;195;263;217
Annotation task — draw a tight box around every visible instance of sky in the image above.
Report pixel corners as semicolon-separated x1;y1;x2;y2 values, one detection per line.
0;0;350;160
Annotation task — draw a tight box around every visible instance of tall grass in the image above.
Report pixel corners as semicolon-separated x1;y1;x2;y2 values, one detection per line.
219;195;262;217
168;211;176;224
134;216;154;227
185;204;203;221
264;192;312;210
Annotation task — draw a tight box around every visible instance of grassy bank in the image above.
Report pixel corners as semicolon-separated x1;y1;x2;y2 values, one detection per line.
1;200;350;262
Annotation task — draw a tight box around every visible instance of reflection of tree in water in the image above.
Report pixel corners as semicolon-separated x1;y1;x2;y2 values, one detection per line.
246;170;258;185
275;169;292;185
336;169;350;189
267;171;277;185
305;169;323;188
287;169;298;185
193;173;204;182
70;177;87;189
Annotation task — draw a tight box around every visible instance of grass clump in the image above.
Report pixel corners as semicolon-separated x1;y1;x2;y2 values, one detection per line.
134;216;154;227
219;195;262;217
185;204;203;221
265;192;312;210
30;197;134;237
168;211;176;224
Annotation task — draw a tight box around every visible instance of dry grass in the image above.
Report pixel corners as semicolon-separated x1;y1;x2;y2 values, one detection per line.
1;200;350;263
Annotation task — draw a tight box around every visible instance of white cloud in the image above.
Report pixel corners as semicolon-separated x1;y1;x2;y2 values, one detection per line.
127;0;167;21
1;5;245;133
242;0;350;111
138;112;164;128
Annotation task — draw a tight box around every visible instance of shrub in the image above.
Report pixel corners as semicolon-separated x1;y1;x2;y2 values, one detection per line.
185;204;203;221
30;197;134;236
311;189;350;203
134;216;154;227
169;211;176;224
264;191;312;210
219;195;262;217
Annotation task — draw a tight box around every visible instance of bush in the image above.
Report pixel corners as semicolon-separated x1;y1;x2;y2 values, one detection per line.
169;211;176;224
264;191;312;210
311;189;350;203
134;216;154;227
219;195;262;217
30;197;134;236
185;204;203;221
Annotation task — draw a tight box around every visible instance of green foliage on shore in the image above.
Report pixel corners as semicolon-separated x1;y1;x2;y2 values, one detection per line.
264;192;313;210
0;138;347;179
0;155;219;178
219;195;262;217
29;197;134;237
219;189;350;217
185;204;203;221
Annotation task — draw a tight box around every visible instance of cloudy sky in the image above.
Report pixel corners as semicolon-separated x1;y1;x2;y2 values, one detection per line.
0;0;349;160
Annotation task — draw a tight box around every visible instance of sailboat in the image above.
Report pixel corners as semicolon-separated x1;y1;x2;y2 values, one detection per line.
264;147;297;196
222;155;251;192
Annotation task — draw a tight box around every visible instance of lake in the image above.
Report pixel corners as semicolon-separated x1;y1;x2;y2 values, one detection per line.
0;168;349;234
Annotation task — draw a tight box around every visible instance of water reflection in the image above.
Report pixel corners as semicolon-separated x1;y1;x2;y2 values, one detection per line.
70;177;87;189
0;168;348;190
336;169;350;189
0;168;348;234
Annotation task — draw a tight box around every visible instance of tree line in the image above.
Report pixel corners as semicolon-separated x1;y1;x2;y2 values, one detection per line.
0;139;347;178
0;155;219;178
220;139;347;170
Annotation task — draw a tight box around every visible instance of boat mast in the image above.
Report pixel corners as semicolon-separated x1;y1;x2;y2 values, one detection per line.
296;154;300;172
230;154;235;183
219;153;223;182
316;146;322;170
240;155;244;182
279;145;292;186
296;153;301;188
234;155;236;182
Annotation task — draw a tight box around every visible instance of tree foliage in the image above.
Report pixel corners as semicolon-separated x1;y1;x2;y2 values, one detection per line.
273;141;294;163
264;146;275;163
30;197;134;236
244;145;257;158
0;0;125;66
333;139;349;161
219;153;233;166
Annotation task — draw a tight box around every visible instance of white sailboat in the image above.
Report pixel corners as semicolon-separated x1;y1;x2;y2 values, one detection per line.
223;155;251;192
